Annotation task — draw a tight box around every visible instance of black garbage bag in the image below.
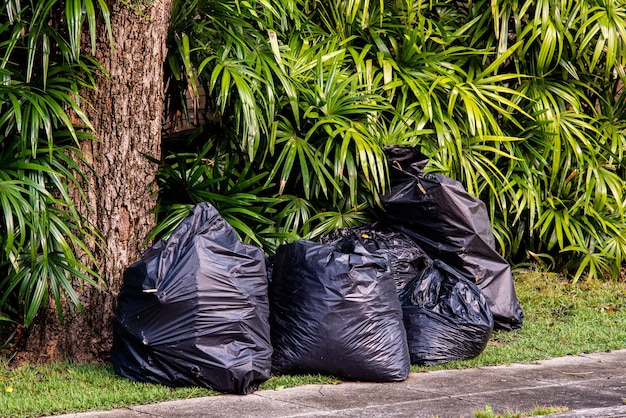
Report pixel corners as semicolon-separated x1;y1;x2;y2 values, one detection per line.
269;239;410;382
320;224;430;292
382;145;524;331
321;225;492;365
111;202;272;394
399;260;494;365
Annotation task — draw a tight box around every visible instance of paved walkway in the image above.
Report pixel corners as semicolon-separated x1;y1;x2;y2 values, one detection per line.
52;349;626;418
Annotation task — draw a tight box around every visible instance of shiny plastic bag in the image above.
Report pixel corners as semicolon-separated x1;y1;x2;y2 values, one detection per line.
382;145;524;331
111;203;272;394
320;224;430;292
322;225;492;365
269;239;410;382
400;260;494;365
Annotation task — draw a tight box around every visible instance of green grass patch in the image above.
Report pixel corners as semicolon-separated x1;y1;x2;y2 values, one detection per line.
0;362;337;417
2;271;626;417
0;362;214;417
472;403;569;417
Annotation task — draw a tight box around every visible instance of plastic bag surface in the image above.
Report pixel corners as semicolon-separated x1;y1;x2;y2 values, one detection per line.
111;202;272;394
322;225;492;364
320;224;430;292
399;260;493;365
269;239;410;382
382;145;524;331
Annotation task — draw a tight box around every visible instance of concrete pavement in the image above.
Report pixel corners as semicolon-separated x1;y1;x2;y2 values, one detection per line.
51;349;626;418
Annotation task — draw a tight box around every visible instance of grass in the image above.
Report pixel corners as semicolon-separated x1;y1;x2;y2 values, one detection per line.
0;363;335;417
2;271;626;417
472;403;570;417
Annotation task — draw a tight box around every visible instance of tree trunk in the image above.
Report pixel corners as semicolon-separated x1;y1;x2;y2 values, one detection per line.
16;0;173;363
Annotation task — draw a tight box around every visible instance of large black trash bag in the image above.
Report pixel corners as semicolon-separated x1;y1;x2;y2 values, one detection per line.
269;239;410;382
382;145;524;331
320;224;430;292
111;202;272;394
321;225;492;365
399;260;494;365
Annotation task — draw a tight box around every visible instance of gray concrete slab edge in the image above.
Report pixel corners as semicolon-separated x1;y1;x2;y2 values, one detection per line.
49;349;626;418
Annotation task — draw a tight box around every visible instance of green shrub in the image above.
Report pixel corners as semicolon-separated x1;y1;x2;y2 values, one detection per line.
0;0;107;326
159;0;626;280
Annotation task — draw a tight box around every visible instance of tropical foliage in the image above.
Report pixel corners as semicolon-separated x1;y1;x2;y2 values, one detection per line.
0;0;107;327
1;0;625;334
158;0;626;280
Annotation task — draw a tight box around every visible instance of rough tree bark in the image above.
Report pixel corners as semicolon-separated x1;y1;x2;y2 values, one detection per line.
17;0;173;362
